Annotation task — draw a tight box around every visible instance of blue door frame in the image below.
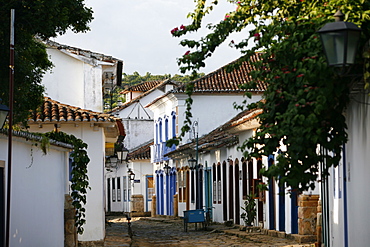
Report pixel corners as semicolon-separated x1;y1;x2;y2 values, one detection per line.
268;155;275;230
291;190;298;234
278;184;285;231
146;175;153;212
166;174;170;215
204;166;213;218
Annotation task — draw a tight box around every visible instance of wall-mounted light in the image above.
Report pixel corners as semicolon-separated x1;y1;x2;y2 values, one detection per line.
116;145;129;162
188;156;197;170
318;10;362;67
128;168;135;181
0;99;9;130
163;164;171;175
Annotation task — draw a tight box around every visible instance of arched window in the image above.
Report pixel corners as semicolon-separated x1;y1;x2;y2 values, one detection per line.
155;123;158;144
159;118;163;143
165;117;169;141
213;163;217;204
242;161;247;200
217;163;221;204
171;111;176;138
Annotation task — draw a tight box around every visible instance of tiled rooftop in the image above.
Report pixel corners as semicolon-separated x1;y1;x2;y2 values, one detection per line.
174;53;266;93
128;140;153;161
166;108;262;157
28;97;117;124
121;80;166;94
45;39;122;63
0;129;74;149
112;79;180;112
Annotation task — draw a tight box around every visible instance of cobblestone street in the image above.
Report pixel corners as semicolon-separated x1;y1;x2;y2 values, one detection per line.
104;216;315;247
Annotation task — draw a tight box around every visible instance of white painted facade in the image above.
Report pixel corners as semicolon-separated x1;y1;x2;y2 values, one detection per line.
325;91;370;246
43;48;114;112
105;80;177;214
28;122;106;242
148;89;263;218
28;42;123;243
0;132;71;247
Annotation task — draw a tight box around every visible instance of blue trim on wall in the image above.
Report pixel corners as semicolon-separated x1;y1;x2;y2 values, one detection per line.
278;185;285;231
166;174;170;215
291;190;298;234
268;155;275;230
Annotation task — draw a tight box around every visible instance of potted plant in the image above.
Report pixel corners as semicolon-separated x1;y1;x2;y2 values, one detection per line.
241;193;257;227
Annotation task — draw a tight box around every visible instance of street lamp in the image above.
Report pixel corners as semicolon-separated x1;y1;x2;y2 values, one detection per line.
187;157;197;170
0;100;9;129
163;163;171;175
187;121;201;210
128;168;135;181
318;10;362;67
116;145;129;163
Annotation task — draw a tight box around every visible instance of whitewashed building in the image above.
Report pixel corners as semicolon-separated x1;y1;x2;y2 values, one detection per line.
106;80;179;214
323;87;370;246
27;40;124;244
146;56;265;217
0;130;73;246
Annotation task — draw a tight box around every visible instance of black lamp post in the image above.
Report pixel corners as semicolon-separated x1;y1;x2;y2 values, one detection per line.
318;10;362;67
0;100;9;129
187;121;201;210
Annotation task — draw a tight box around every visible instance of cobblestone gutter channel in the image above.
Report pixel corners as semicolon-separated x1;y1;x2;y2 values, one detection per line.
104;216;316;247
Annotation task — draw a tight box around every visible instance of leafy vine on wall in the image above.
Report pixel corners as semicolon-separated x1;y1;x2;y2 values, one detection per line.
43;131;90;234
169;0;370;192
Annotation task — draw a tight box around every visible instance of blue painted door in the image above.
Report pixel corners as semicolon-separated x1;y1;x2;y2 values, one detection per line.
291;190;298;234
278;184;285;231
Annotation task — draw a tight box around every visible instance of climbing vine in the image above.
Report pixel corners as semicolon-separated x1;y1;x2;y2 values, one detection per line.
170;0;370;192
44;131;90;234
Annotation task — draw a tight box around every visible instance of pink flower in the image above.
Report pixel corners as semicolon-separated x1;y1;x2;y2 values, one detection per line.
180;25;186;30
254;33;261;40
224;14;230;20
297;74;304;78
170;27;179;34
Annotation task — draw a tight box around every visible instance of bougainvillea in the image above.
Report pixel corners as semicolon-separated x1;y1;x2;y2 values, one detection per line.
170;0;370;192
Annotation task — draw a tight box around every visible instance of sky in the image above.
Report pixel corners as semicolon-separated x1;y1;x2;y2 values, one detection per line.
53;0;253;76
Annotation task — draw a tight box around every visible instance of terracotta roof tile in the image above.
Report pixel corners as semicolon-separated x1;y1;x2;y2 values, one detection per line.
28;97;117;124
121;80;164;94
129;140;153;160
166;108;262;157
174;53;266;93
112;79;181;112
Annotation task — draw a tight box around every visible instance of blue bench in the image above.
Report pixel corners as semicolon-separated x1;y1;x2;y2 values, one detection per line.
183;209;205;232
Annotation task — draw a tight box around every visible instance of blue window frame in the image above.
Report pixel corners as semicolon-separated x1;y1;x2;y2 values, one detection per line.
171;111;176;138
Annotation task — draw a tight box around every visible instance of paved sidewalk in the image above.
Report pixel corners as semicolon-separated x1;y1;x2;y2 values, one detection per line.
104;216;316;247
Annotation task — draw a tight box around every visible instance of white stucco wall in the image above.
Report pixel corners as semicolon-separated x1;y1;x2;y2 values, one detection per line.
28;123;106;242
119;88;171;120
122;119;153;150
106;160;153;213
0;135;69;247
339;92;370;246
43;48;104;112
